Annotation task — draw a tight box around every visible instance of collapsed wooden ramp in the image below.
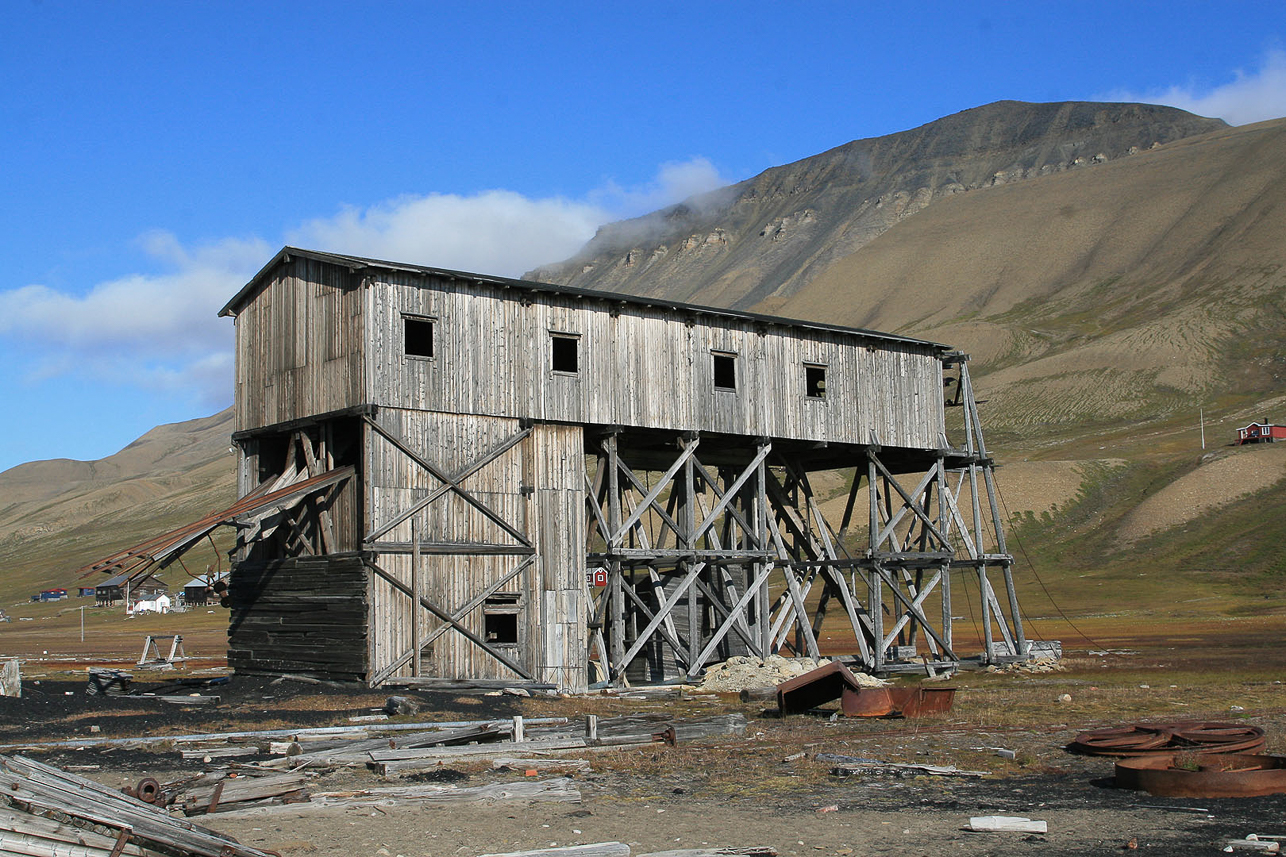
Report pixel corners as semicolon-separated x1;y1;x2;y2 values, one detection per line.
0;754;275;857
75;465;353;591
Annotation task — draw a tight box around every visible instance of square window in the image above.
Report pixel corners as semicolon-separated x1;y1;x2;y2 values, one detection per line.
806;364;827;399
484;593;520;645
552;333;579;373
404;316;434;358
713;352;737;390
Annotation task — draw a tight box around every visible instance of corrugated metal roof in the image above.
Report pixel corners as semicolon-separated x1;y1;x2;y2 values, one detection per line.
78;466;354;585
219;246;947;351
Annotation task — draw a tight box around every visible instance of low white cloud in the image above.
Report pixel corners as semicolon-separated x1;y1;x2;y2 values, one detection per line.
0;157;732;433
1106;49;1286;126
288;190;607;279
590;156;730;217
287;156;729;277
0;233;267;404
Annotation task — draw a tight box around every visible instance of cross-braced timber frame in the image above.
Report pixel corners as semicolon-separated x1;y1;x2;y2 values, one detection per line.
585;354;1028;684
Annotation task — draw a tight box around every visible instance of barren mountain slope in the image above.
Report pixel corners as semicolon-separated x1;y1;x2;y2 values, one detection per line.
6;102;1285;617
528;101;1225;311
0;409;238;597
778;117;1286;438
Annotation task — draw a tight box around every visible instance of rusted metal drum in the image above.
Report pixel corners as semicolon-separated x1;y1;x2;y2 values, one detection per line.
1115;754;1286;798
134;777;160;803
841;686;956;718
1069;722;1266;757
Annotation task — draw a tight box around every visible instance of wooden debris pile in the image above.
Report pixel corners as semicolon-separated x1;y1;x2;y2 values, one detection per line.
156;712;746;776
0;754;277;857
137;769;311;815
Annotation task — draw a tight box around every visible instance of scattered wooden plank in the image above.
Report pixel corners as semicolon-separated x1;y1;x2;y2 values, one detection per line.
819;753;987;778
180;747;261;760
967;816;1047;834
153;694;220;706
831;761;987;778
210;778;581;816
0;716;568;753
179;772;309;815
0;755;275;857
639;849;777;857
477;843;629;857
1225;840;1281;854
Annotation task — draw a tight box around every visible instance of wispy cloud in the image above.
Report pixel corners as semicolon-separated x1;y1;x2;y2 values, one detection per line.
589;156;730;217
287;156;729;277
288;190;607;279
1105;49;1286;126
0;157;731;419
0;234;269;407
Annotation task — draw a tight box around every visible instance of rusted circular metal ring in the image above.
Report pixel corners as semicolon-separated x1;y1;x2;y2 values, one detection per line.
135;777;160;804
1116;754;1286;798
1069;722;1266;757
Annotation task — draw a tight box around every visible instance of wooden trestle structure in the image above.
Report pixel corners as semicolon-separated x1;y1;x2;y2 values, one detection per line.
82;247;1036;692
584;356;1027;684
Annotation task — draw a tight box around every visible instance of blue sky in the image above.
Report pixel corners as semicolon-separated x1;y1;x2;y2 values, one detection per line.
2;2;1284;473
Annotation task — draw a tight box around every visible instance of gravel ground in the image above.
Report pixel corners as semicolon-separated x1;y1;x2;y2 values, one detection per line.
3;673;1285;856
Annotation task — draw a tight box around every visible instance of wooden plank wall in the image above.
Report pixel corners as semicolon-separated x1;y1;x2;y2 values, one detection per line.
233;257;365;433
227;555;368;682
365;411;587;690
365;271;945;449
530;423;587;692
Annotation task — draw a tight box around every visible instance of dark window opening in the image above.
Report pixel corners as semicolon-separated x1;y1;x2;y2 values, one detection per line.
484;594;520;644
551;334;579;373
806;364;827;399
404;316;435;358
713;352;737;390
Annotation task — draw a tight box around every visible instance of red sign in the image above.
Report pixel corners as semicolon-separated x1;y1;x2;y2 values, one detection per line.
587;568;608;588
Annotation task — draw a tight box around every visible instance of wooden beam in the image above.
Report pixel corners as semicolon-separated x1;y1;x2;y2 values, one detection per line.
363;416;531;548
364;424;532;543
365;559;533;681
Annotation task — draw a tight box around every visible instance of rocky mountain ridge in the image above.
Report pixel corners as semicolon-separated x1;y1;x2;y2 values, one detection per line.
527;101;1226;313
6;99;1285;615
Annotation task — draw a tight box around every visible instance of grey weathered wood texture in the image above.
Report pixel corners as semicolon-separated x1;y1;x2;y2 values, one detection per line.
227;253;944;448
227;555;368;682
220;248;1030;691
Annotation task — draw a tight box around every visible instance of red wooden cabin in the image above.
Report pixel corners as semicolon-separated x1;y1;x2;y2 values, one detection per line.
1236;421;1286;444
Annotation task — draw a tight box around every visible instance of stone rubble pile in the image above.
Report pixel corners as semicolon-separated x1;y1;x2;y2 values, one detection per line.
985;656;1065;674
698;655;887;692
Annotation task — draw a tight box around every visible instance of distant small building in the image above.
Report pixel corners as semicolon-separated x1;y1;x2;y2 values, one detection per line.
1236;420;1286;445
35;589;67;602
182;574;226;607
77;587;95;598
132;594;171;614
95;576;165;607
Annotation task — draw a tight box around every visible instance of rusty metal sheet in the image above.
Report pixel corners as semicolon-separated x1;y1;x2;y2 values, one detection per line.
840;686;956;718
898;687;956;717
1115;753;1286;798
776;661;864;714
840;687;898;717
1069;722;1266;757
76;465;354;584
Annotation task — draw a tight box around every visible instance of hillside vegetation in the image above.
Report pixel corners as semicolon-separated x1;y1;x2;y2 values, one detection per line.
4;100;1284;639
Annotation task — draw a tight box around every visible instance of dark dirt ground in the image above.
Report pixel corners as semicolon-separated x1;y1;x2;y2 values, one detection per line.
3;671;1286;856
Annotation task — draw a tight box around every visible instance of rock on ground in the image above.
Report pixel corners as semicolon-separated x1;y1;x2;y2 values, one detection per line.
696;656;886;692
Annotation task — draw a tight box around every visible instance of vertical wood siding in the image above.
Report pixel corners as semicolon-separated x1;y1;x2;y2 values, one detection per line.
364;411;586;689
233;258;365;433
359;271;944;449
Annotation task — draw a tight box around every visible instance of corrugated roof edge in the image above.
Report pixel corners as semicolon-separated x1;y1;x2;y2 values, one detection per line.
219;246;947;351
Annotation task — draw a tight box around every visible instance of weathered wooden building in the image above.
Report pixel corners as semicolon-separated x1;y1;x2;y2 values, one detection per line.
217;247;1031;691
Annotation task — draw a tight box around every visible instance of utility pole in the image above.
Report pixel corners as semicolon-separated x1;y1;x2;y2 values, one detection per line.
1200;408;1206;450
